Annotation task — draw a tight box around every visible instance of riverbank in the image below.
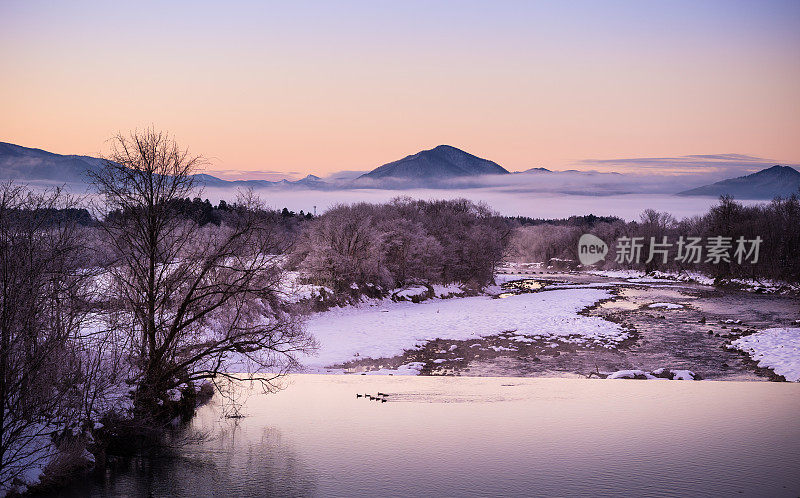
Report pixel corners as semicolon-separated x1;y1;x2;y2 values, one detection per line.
297;267;800;381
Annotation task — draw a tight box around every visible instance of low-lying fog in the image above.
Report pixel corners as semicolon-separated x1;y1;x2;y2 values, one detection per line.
48;157;775;220
52;180;757;220
199;158;776;220
200;187;755;221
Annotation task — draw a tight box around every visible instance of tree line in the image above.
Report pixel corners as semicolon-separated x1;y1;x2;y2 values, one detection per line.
507;195;800;283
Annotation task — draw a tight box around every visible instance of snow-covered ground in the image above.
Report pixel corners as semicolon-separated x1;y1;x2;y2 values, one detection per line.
730;328;800;382
302;288;626;371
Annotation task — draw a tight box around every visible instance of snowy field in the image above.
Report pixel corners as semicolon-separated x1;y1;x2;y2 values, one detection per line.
730;328;800;382
301;288;626;372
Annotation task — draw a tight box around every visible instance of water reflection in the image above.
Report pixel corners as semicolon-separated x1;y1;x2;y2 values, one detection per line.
64;406;319;497
65;375;800;497
499;279;547;298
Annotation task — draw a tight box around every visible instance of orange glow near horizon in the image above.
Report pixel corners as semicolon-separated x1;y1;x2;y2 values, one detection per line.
1;1;799;178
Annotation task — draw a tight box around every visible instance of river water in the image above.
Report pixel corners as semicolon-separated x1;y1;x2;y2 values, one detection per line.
64;375;799;497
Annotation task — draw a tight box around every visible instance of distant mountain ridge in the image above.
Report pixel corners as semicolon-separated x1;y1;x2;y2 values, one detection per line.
0;141;105;183
677;165;800;199
359;145;509;180
7;140;797;198
190;172;326;188
0;141;328;189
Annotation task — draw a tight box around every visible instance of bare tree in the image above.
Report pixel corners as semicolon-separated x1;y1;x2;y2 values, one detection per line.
505;224;582;264
379;218;442;286
638;209;677;273
0;184;90;491
90;130;315;414
299;203;391;293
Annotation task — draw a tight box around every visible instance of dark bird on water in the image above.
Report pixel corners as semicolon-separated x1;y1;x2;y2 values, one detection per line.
356;394;363;398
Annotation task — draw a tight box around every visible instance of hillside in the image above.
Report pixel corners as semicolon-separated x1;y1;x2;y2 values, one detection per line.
0;142;105;183
678;165;800;199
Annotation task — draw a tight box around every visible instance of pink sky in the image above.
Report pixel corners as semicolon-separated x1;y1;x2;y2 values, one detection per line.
1;1;799;178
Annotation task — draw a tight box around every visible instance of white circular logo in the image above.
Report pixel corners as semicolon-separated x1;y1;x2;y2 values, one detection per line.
578;234;608;265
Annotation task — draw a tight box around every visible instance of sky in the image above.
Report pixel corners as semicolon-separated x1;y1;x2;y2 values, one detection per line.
1;0;799;179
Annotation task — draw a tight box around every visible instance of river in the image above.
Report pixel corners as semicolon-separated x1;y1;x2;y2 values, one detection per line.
62;374;800;497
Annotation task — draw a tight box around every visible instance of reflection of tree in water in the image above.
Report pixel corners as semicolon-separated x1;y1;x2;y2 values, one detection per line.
181;423;318;497
60;423;318;497
216;377;249;420
59;380;317;497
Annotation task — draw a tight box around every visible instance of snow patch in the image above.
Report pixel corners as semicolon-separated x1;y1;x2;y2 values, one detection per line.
648;302;684;309
607;370;656;380
730;328;800;382
354;362;426;375
394;286;429;299
607;368;697;380
432;284;464;297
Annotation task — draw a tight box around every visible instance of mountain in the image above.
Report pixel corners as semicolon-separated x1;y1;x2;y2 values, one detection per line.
289;174;325;187
0;141;105;183
191;173;327;189
191;173;234;187
677;165;800;199
359;145;509;180
0;142;328;189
